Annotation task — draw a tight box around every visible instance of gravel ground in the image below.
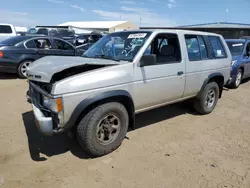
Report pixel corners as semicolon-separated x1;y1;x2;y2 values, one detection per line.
0;73;250;188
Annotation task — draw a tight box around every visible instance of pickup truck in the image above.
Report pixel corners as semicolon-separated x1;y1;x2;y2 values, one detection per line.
0;23;17;42
27;29;232;157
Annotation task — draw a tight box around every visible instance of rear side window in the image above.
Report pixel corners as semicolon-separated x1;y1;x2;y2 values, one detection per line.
185;35;208;61
25;40;36;48
208;36;226;58
0;25;12;34
54;39;74;50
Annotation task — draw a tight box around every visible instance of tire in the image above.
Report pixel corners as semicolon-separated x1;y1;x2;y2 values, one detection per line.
194;82;219;115
76;102;129;157
17;60;33;78
231;69;242;89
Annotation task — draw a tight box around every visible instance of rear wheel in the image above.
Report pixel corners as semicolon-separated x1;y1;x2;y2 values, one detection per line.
17;60;33;78
76;102;129;157
194;82;219;114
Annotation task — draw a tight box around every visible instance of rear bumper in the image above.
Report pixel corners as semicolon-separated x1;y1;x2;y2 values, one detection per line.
0;65;17;73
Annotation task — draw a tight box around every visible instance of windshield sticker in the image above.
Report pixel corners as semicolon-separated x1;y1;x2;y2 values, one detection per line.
232;43;243;47
128;33;147;39
217;50;222;56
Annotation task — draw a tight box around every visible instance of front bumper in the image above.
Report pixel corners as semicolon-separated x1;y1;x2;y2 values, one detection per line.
32;103;54;136
28;81;64;136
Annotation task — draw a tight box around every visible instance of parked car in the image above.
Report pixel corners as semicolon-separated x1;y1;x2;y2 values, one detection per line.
36;27;76;45
75;33;102;46
225;39;250;88
0;23;17;42
27;30;231;157
0;35;82;78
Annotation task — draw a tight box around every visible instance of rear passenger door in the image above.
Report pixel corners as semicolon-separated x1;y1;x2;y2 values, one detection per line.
134;33;185;110
52;39;76;56
184;34;228;97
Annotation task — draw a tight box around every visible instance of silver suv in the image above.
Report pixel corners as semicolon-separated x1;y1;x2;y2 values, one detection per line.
27;30;232;157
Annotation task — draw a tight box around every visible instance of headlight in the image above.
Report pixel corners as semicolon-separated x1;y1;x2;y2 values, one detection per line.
42;96;63;113
43;96;51;109
42;96;64;127
231;60;237;66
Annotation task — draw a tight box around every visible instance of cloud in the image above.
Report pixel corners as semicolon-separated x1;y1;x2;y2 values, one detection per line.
167;0;176;9
92;9;176;27
0;9;35;26
120;6;148;12
47;0;64;4
70;5;85;12
120;0;136;4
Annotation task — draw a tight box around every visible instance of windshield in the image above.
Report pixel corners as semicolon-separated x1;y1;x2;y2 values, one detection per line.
83;31;152;62
226;41;245;56
57;29;75;36
37;28;48;35
0;36;31;45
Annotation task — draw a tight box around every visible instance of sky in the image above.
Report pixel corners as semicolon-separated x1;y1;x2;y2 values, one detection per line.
1;0;250;28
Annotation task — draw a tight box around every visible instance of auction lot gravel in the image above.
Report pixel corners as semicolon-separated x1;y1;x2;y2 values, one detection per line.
0;74;250;188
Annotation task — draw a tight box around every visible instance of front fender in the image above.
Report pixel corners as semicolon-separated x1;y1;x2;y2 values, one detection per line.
63;90;135;131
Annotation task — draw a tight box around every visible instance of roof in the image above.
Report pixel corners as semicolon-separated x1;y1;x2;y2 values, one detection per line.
179;22;250;29
114;29;222;37
58;21;129;29
225;39;247;42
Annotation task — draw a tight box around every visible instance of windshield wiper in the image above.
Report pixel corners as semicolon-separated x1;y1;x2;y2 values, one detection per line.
93;54;120;62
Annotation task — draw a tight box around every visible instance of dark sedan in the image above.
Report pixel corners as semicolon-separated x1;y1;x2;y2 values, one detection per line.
0;35;81;78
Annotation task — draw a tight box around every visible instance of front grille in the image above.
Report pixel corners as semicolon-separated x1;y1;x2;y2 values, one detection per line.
30;81;52;93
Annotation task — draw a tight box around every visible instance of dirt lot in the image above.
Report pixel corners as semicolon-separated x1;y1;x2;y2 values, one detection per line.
0;74;250;188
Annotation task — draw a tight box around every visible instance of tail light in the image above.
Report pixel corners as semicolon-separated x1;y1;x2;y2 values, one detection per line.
0;51;3;58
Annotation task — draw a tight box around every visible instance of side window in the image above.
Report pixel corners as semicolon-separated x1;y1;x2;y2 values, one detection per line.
33;39;52;49
198;36;208;59
143;33;181;64
0;25;12;34
54;39;74;50
208;36;226;58
246;43;250;57
185;35;208;61
185;36;200;61
25;40;36;48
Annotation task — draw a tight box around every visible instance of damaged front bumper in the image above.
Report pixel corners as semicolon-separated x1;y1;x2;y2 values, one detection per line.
28;81;64;136
32;103;54;136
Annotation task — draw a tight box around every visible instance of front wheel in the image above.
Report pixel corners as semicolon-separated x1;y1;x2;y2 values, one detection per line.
17;60;33;78
76;102;129;157
194;82;219;114
231;69;242;89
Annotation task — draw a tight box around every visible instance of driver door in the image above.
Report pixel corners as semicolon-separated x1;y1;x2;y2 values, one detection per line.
134;33;185;111
133;33;185;111
244;42;250;77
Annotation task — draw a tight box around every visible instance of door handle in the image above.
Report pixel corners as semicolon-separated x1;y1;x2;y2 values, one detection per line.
177;71;184;76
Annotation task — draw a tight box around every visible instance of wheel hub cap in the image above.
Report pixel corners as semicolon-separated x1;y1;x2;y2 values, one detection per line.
21;62;31;77
236;72;242;86
96;114;121;145
205;89;215;108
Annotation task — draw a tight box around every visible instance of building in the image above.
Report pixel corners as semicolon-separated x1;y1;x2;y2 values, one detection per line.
58;21;137;33
140;22;250;39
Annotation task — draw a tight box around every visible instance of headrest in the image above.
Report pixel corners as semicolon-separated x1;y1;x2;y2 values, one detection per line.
160;45;175;56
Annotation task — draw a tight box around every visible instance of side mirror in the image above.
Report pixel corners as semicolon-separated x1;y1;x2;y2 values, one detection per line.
139;54;156;67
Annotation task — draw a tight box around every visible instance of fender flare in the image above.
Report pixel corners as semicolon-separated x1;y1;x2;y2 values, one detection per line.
63;90;135;131
197;72;224;98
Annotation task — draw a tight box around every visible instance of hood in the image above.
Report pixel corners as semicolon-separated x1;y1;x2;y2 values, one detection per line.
232;55;242;61
26;56;119;83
